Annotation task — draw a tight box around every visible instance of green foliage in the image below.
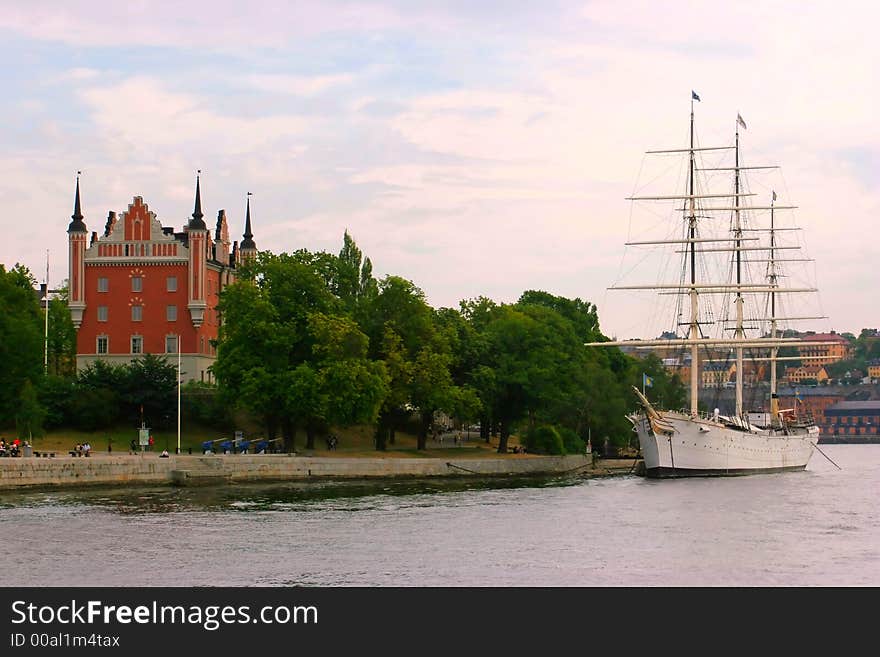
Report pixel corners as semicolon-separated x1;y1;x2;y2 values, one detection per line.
122;354;178;428
524;424;565;455
69;387;118;431
16;379;46;440
37;375;74;429
47;294;77;376
0;263;43;425
557;426;585;454
180;382;231;430
214;243;390;449
66;356;178;430
629;353;687;411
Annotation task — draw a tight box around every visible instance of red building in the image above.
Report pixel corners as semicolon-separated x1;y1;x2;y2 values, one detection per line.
67;175;257;382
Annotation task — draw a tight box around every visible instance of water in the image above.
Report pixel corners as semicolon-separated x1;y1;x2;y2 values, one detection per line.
1;445;877;586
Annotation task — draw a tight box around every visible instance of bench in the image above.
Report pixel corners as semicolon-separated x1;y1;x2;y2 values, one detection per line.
34;451;56;458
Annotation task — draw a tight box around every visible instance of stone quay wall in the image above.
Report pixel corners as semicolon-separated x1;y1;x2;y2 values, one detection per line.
0;453;594;490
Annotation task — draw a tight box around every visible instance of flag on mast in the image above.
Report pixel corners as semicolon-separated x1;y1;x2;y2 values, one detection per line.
643;373;654;388
691;90;701;102
737;113;747;130
772;190;777;201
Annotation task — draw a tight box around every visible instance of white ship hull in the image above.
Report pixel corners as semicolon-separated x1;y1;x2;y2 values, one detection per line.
634;411;819;478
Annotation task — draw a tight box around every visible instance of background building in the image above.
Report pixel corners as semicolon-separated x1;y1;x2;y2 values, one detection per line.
67;175;257;382
822;401;880;442
797;332;852;366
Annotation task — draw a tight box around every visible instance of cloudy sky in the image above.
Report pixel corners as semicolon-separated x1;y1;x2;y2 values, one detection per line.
2;1;876;339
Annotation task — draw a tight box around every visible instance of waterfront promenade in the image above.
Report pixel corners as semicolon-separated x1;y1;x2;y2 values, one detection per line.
0;451;636;491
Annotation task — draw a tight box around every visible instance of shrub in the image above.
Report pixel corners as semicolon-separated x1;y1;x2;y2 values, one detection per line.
524;424;565;455
557;426;585;454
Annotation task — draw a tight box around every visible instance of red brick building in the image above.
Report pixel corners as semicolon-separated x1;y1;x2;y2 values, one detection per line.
67;175;257;382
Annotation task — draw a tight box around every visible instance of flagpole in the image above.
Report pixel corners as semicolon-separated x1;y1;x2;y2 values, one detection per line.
43;249;49;375
177;340;181;454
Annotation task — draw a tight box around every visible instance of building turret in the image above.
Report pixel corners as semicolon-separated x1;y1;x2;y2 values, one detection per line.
67;174;88;328
214;209;230;264
189;174;207;230
186;172;208;327
103;211;117;237
239;193;258;263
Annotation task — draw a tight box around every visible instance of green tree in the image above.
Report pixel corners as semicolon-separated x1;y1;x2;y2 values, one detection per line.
214;250;388;451
37;375;74;429
71;360;126;430
47;282;77;377
361;276;463;450
0;263;43;425
122;354;178;429
16;379;46;441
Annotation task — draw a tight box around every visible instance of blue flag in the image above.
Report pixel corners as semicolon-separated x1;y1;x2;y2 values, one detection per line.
643;373;654;388
692;90;701;102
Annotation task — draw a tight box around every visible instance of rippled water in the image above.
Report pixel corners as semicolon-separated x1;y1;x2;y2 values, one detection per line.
1;445;877;586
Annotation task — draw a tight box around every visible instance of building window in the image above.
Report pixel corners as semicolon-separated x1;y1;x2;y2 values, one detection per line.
132;305;143;321
166;336;178;354
96;336;108;354
97;306;108;322
167;276;177;292
167;305;177;321
132;276;143;292
98;277;109;293
131;336;143;354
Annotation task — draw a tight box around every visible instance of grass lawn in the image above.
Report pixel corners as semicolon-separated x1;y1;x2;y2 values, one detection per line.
3;423;525;458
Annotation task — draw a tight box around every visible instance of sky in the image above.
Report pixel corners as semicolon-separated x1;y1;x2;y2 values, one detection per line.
1;0;877;340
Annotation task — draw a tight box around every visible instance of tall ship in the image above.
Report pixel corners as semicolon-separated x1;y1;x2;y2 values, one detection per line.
587;92;831;477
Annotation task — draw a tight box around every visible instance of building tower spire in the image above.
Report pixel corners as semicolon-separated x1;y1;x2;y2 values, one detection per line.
239;192;258;263
68;172;87;233
67;171;88;328
189;171;207;230
186;170;208;328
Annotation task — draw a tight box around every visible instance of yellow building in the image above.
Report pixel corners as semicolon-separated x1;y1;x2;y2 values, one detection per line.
701;362;735;388
784;364;829;385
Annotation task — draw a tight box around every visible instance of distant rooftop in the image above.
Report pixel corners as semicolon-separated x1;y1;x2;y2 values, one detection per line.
826;401;880;412
802;332;850;343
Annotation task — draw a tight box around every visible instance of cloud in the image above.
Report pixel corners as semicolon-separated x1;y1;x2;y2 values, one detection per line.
1;1;878;341
247;73;354;97
77;77;314;154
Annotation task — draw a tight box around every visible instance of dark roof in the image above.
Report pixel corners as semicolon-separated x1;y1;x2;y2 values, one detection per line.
67;176;88;233
240;196;256;250
825;401;880;412
777;387;843;398
188;174;207;230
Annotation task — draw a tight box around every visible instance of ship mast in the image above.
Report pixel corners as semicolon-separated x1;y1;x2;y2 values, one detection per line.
688;96;699;416
734;121;744;417
769;192;779;424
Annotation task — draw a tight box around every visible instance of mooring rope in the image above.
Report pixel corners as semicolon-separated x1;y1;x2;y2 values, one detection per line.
446;462;483;474
446;459;595;476
813;443;842;470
